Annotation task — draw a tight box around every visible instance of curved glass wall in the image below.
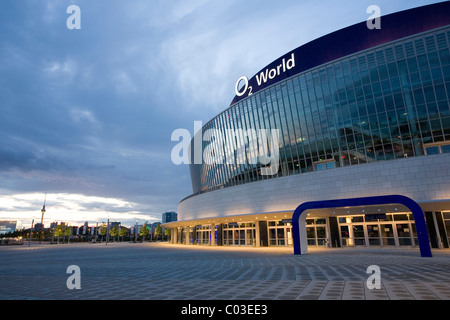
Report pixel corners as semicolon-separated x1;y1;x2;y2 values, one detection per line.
190;26;450;195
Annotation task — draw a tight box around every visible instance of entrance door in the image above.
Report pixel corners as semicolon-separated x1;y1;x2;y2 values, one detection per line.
367;224;381;246
246;229;255;246
306;219;328;247
268;221;294;247
287;228;293;246
276;228;285;246
352;225;365;246
316;226;327;246
396;223;412;246
226;230;233;245
306;226;316;246
381;224;395;246
340;225;351;246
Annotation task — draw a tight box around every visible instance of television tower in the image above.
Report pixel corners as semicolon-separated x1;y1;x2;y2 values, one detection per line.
40;193;46;225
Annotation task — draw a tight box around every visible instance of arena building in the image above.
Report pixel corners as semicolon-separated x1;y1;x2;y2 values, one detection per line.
163;2;450;255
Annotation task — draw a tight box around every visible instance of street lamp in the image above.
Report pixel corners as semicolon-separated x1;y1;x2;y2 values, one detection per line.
52;222;55;244
106;216;110;246
63;223;67;244
28;217;34;247
135;219;138;243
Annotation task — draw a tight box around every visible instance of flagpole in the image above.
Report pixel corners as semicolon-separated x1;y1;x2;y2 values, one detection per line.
106;217;110;246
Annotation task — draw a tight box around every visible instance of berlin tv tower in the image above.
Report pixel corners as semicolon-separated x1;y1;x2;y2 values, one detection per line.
40;193;46;225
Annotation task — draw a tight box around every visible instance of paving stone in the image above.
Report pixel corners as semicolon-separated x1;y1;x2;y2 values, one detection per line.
0;243;449;300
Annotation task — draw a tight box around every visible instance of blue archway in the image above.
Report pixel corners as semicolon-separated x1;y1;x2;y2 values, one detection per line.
292;195;432;257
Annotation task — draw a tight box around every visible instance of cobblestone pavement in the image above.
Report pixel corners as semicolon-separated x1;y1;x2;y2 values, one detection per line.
1;242;450;300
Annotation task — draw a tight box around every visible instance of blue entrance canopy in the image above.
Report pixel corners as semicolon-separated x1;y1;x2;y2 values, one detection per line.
292;195;432;257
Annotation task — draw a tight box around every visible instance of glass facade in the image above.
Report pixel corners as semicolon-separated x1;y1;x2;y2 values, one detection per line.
190;26;450;195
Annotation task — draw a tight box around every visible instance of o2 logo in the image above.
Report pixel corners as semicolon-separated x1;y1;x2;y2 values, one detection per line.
235;76;252;97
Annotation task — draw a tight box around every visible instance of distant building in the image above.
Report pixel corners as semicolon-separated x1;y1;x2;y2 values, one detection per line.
34;223;44;231
162;212;177;224
110;221;121;228
0;220;22;235
131;225;144;235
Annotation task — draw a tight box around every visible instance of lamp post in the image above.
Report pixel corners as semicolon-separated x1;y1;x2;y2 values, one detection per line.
52;222;55;244
106;217;110;246
28;217;34;247
63;223;67;244
135;219;138;243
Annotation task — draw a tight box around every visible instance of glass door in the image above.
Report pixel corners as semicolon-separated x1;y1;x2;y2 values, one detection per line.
444;212;450;245
227;230;233;245
240;230;246;245
269;228;277;246
381;224;395;246
396;223;412;246
246;229;255;246
340;225;351;246
367;224;381;246
223;223;256;246
307;226;316;246
277;228;285;246
352;225;365;246
286;228;293;246
316;226;327;246
306;218;328;247
234;230;239;245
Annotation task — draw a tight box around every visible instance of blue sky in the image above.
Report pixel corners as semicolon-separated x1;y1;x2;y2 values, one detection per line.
0;0;442;228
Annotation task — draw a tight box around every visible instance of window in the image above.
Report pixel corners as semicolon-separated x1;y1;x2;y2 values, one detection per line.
425;146;439;155
352;216;364;223
314;159;336;171
442;145;450;153
424;142;450;155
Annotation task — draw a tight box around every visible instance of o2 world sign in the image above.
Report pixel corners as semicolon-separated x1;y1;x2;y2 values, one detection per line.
234;53;296;98
230;5;387;106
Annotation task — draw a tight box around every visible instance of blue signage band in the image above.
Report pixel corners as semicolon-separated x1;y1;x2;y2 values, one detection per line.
230;2;450;106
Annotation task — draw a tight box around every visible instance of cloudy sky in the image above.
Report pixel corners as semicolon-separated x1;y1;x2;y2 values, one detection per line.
0;0;441;228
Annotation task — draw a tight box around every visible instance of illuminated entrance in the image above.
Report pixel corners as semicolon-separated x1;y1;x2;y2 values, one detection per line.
292;195;433;257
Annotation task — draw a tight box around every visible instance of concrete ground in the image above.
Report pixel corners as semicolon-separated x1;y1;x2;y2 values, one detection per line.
1;242;450;300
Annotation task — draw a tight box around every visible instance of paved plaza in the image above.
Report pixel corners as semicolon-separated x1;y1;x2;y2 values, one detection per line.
1;242;450;300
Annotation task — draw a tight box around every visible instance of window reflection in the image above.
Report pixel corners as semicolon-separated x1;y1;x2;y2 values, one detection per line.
191;27;450;194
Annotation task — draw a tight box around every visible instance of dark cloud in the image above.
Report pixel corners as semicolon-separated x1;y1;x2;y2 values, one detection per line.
0;0;440;224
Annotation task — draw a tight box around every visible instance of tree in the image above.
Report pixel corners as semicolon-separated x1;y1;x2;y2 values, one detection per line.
54;225;65;244
119;227;128;242
139;222;150;242
164;228;171;242
98;225;107;242
154;224;162;241
43;229;53;241
110;225;119;242
64;226;73;243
